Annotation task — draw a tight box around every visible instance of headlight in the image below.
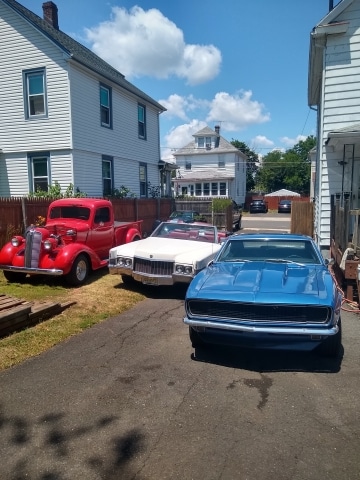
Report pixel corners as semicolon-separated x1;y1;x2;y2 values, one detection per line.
11;236;23;247
117;257;133;267
43;238;57;251
175;264;193;275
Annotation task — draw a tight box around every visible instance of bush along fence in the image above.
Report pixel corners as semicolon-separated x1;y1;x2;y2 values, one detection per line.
0;197;175;248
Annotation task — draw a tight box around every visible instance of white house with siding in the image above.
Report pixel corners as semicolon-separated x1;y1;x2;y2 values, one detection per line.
0;0;166;198
172;126;247;206
308;0;360;252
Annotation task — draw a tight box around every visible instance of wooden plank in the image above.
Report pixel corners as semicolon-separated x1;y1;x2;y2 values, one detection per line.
0;304;32;321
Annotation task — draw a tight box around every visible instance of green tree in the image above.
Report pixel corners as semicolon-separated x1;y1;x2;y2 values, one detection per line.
231;140;259;191
255;136;316;195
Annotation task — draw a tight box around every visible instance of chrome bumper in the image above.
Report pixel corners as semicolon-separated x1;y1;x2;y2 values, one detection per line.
108;266;193;285
183;317;339;336
0;265;63;276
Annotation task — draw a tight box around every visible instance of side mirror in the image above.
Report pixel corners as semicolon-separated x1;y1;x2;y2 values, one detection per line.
324;258;335;266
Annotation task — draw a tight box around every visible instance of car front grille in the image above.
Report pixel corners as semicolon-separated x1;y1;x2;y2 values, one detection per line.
24;229;42;268
186;300;331;324
134;257;174;276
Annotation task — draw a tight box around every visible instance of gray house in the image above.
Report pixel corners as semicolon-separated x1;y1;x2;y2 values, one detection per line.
172;126;247;206
308;0;360;252
0;0;166;198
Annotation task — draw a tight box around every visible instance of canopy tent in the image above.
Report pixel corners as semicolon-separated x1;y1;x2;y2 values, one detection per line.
265;189;300;197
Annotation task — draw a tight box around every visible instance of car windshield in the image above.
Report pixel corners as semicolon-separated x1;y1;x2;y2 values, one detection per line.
217;239;322;264
49;206;90;220
152;222;216;243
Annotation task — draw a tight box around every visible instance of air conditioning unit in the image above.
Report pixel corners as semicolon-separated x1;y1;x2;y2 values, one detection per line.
206;144;211;150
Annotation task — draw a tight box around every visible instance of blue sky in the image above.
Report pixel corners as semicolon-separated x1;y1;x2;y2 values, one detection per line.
23;0;340;159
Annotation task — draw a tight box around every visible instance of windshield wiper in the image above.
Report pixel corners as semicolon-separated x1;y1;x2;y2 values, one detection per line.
222;258;250;262
264;258;304;266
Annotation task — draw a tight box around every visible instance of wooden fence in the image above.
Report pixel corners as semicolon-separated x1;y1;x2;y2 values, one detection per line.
0;197;174;248
290;201;314;237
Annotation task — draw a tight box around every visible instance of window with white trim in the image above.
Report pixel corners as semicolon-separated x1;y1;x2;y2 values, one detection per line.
139;163;147;197
100;85;112;128
138;104;146;139
218;155;225;168
102;156;113;196
24;69;47;118
30;154;49;193
219;182;227;195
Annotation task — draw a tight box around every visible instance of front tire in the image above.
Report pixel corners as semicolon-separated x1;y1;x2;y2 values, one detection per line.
121;274;136;286
66;254;89;286
3;270;27;283
317;319;342;357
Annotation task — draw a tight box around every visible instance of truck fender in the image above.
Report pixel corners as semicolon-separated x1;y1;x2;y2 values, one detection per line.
125;227;142;243
0;241;24;265
48;244;102;275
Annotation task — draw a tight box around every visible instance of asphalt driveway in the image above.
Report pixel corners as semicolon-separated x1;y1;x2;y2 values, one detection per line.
0;284;359;480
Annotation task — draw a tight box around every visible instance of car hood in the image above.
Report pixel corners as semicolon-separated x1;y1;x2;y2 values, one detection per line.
188;261;334;305
110;237;221;261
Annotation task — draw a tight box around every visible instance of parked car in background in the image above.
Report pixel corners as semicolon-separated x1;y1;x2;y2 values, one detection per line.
109;221;226;286
184;233;343;357
249;199;268;213
278;199;292;213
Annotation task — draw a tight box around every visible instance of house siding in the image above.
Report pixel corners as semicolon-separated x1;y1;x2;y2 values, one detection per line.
0;3;71;153
314;0;360;247
0;0;164;198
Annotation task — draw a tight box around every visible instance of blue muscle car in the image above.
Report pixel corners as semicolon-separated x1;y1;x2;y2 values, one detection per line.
184;233;343;357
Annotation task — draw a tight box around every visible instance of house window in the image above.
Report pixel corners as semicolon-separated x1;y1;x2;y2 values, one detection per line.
218;155;225;168
195;183;202;196
197;137;205;148
138;104;146;139
24;69;46;118
102;156;113;196
185;159;192;170
219;182;227;195
139;163;147;197
211;182;218;195
30;154;49;193
100;85;112;128
203;183;210;196
205;137;212;149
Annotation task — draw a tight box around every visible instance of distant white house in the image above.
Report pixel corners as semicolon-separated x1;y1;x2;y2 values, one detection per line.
265;189;300;197
172;126;247;206
0;0;167;198
308;0;360;251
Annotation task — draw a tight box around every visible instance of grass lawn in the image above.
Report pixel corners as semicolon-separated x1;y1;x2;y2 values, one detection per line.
0;270;145;371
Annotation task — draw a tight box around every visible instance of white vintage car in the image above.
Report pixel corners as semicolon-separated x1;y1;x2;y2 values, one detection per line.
108;221;225;286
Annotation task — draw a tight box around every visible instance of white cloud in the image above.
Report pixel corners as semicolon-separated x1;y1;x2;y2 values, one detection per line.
85;6;221;85
159;91;269;132
251;135;274;148
280;135;307;147
159;94;190;121
206;91;270;131
161;120;207;159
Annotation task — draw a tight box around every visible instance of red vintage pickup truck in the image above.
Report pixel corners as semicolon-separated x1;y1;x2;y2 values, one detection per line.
0;198;142;285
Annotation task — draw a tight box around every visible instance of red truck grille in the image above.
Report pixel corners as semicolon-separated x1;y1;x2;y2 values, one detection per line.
134;257;173;276
24;229;42;268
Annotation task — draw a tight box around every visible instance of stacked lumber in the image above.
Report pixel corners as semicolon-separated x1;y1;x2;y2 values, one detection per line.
0;294;75;338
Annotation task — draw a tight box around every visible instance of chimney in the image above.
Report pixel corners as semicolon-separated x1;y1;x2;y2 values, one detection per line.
329;0;334;11
215;125;220;134
42;2;59;30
